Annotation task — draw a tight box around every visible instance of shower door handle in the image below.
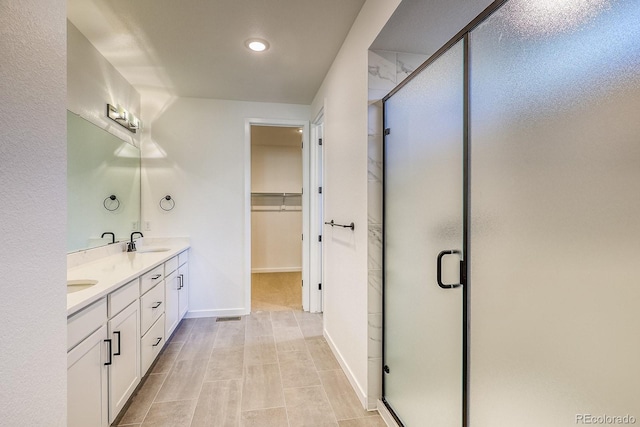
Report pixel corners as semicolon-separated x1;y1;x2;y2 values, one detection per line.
437;250;462;289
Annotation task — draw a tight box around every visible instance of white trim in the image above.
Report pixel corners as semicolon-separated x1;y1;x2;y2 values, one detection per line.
251;267;302;273
244;118;310;313
309;109;324;313
377;400;400;427
185;308;249;318
323;329;368;410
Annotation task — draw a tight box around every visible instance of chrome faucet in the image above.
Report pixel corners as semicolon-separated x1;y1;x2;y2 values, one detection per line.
128;232;144;252
101;232;115;244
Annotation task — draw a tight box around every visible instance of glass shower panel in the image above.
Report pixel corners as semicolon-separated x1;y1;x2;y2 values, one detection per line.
470;1;640;425
384;40;464;426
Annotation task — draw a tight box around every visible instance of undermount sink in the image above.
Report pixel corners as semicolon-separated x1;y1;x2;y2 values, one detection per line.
135;247;170;253
67;279;99;294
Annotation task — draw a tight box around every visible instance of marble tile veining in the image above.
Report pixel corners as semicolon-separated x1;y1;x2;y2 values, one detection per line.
367;224;383;270
368;50;397;90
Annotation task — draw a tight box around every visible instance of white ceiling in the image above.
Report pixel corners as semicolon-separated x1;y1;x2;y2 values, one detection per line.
67;0;366;105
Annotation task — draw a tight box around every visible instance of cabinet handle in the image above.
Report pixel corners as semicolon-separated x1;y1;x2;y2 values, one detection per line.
152;301;162;309
151;274;162;280
113;331;121;356
104;339;112;366
177;275;183;290
179;274;184;290
152;337;162;347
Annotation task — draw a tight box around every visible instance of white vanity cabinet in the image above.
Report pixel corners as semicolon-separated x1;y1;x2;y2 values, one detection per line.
67;245;190;424
107;289;140;424
67;301;109;427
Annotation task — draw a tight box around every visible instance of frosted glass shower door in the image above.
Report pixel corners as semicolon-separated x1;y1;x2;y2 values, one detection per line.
469;1;640;425
384;40;464;426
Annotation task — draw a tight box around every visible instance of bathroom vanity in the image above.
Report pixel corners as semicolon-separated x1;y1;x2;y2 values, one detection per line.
66;242;190;426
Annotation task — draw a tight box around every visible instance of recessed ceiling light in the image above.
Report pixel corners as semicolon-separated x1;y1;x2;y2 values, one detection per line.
245;39;269;52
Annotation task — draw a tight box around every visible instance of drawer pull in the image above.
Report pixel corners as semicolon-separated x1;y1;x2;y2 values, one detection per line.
104;339;112;366
152;337;162;347
178;274;184;290
152;301;162;309
151;274;162;280
113;331;121;356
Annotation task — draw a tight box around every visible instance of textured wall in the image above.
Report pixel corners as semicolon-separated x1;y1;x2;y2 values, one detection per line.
140;97;309;317
0;1;67;425
309;0;401;409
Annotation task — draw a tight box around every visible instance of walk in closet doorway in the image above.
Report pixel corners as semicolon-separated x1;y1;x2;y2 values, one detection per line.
250;125;305;311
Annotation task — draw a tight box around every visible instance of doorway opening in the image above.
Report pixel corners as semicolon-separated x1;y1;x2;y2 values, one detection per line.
250;124;305;311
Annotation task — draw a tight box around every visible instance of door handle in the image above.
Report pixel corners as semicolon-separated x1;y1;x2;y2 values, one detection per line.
437;250;462;289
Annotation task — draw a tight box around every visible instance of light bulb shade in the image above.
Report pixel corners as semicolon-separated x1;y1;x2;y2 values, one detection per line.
245;38;269;52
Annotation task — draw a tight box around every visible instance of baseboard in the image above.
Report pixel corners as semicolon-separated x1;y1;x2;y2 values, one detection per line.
251;267;302;273
377;400;400;427
323;329;368;410
185;308;249;318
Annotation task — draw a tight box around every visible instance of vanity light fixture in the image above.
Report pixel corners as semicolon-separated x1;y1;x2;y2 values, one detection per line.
107;104;142;134
245;38;270;52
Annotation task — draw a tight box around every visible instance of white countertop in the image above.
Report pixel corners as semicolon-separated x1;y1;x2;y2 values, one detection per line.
67;241;190;316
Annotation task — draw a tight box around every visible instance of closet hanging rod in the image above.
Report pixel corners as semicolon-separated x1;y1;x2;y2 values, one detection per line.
251;192;302;196
324;220;355;231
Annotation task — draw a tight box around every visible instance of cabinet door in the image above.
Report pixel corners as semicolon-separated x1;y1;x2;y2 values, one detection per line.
165;270;179;339
68;325;109;427
178;263;189;320
108;301;140;423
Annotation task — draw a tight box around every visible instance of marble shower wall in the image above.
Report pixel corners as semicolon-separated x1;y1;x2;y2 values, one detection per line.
366;49;428;405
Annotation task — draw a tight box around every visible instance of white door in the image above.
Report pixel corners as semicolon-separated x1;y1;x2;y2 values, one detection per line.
108;302;140;423
165;270;179;338
68;325;109;427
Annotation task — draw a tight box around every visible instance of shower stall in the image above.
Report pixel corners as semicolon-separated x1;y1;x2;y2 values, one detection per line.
382;0;640;425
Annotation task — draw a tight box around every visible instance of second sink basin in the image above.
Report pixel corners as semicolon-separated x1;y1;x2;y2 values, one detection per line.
67;279;99;294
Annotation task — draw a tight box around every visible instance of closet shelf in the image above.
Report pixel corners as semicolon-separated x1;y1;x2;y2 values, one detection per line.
251;192;302;211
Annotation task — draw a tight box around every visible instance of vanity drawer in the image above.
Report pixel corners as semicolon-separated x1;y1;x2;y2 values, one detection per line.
68;298;107;351
165;256;179;276
140;265;164;295
140;282;164;335
141;314;165;375
108;279;139;318
178;250;188;267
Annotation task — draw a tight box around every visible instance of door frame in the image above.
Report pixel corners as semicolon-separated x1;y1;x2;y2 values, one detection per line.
309;109;324;313
244;118;311;312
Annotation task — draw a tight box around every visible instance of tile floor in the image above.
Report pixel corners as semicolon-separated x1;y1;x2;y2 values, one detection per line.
115;273;386;427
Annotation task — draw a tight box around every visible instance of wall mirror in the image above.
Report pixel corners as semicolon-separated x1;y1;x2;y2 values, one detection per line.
67;110;141;252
